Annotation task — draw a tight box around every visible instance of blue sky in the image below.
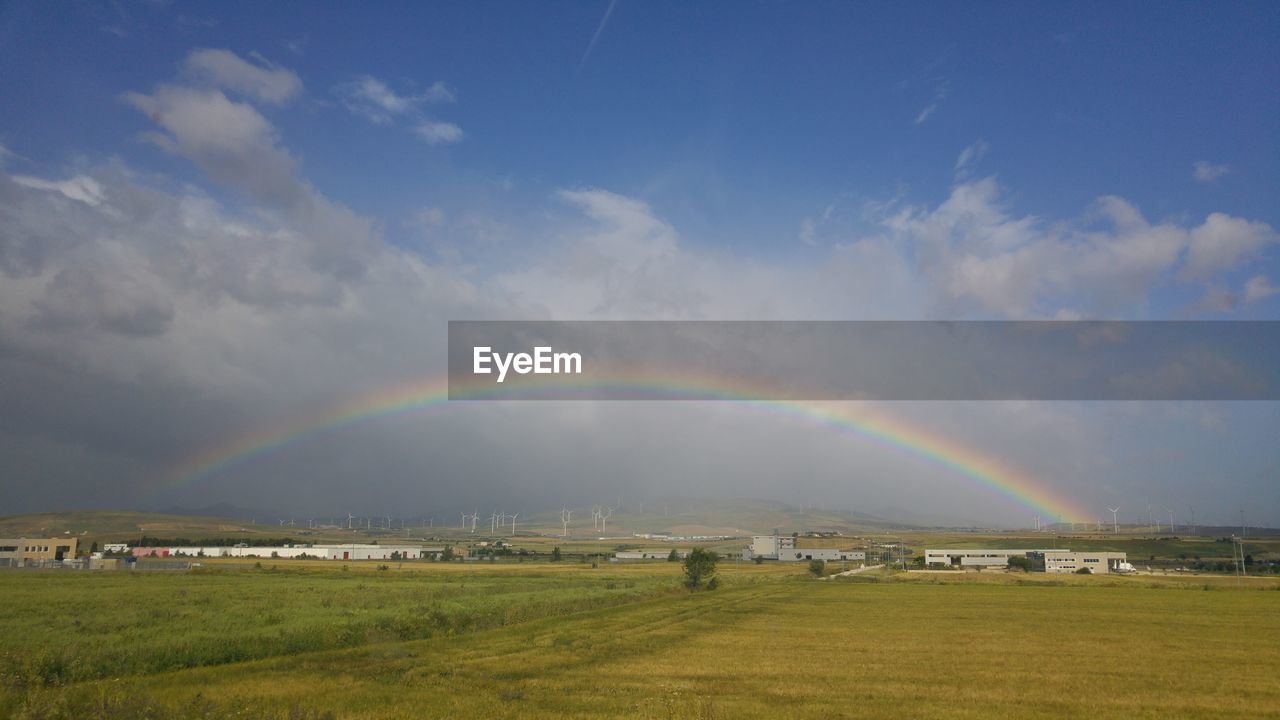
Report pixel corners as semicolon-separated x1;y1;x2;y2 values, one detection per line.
4;2;1277;261
0;2;1276;523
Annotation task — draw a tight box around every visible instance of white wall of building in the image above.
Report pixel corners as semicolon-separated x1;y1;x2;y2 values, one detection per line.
1044;551;1128;574
777;548;865;562
925;549;1047;567
155;544;433;560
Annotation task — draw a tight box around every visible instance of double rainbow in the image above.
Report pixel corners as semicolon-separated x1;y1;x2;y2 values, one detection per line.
164;373;1091;523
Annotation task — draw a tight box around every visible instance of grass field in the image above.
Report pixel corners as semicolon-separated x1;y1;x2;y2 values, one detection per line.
3;561;1278;719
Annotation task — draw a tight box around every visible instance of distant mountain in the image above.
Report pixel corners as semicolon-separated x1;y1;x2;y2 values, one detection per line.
157;502;280;523
0;509;287;540
513;497;913;537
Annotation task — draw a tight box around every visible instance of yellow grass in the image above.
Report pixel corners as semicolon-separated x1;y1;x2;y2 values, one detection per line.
4;563;1278;719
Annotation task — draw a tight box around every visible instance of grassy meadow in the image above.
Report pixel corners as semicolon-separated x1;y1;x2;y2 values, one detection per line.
3;560;1279;719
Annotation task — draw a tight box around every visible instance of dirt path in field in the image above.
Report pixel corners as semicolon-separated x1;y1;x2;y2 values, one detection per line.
819;564;884;579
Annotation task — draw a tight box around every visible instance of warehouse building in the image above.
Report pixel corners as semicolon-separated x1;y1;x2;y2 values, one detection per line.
1043;550;1130;574
132;544;453;561
925;548;1130;574
0;537;78;566
747;534;866;562
925;549;1050;567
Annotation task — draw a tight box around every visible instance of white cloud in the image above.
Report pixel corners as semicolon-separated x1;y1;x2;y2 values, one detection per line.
184;48;301;106
954;139;988;175
1192;160;1230;182
876;179;1275;318
1244;275;1279;304
123;85;301;207
122;60;382;287
3;151;1277;523
799;218;817;246
411;207;446;228
420;81;455;103
914;80;948;125
414;121;464;145
1179;213;1277;281
337;76;454;125
11;174;107;207
1189;285;1239;314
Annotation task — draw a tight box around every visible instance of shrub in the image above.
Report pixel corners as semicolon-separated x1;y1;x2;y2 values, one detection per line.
808;559;826;577
682;548;719;591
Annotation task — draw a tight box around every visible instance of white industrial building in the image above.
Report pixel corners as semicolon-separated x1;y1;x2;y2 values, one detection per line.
925;549;1051;567
1043;550;1131;574
136;544;447;561
926;548;1130;574
747;535;866;563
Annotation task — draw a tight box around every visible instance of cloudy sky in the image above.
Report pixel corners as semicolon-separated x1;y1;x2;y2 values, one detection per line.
0;2;1276;527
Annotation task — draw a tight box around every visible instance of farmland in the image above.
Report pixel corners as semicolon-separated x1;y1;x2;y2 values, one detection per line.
3;561;1279;719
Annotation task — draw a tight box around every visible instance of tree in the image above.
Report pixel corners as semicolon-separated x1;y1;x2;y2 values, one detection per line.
808;559;826;577
551;546;562;562
667;548;679;562
441;545;455;562
1007;555;1044;572
682;547;719;591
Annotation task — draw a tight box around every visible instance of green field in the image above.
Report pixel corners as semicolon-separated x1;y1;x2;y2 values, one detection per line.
3;561;1278;719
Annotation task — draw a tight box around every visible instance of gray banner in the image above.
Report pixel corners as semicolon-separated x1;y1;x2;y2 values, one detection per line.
447;321;1280;401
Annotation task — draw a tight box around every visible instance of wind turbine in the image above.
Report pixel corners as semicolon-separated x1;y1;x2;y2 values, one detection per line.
1165;508;1175;534
1107;507;1120;534
461;512;468;530
347;513;355;530
600;506;613;534
561;507;571;537
510;512;519;535
490;513;497;534
469;511;479;533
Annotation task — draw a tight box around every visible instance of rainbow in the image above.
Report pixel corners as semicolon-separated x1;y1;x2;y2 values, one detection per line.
163;373;1092;522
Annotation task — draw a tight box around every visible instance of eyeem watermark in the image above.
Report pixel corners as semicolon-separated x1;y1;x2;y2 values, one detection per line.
449;320;1280;400
473;346;582;383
